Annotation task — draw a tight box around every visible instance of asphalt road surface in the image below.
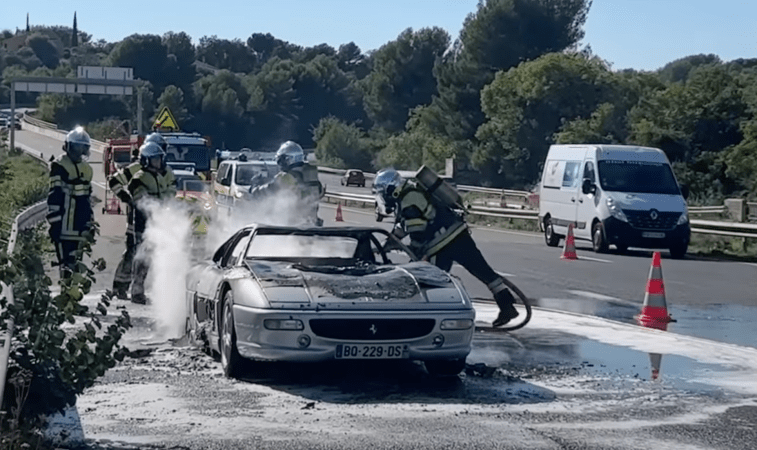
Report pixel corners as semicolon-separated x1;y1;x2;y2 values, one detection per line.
12;127;757;450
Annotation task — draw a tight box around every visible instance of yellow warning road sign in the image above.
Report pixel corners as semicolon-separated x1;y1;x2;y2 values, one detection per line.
154;106;180;131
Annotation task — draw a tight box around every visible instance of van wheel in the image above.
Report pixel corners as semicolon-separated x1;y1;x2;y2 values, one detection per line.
544;217;560;247
592;222;609;253
669;243;687;259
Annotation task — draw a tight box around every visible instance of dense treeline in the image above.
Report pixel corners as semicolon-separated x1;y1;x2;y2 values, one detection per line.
2;0;756;202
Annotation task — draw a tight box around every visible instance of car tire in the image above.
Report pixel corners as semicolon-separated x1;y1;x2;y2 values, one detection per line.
424;359;466;377
544;217;560;247
221;291;244;379
669;243;687;259
592;222;609;253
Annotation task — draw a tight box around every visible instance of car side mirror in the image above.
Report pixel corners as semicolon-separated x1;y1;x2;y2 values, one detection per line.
581;178;596;195
680;184;690;200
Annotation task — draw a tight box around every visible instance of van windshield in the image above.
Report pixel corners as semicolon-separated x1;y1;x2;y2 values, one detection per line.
236;165;271;186
166;144;211;172
598;160;681;195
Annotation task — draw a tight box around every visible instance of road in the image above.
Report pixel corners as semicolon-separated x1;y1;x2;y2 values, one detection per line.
11;127;757;449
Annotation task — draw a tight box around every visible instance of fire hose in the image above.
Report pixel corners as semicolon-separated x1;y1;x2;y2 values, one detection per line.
473;277;532;332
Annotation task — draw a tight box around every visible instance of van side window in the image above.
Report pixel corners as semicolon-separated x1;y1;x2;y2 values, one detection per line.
562;161;581;188
583;161;596;183
217;164;230;186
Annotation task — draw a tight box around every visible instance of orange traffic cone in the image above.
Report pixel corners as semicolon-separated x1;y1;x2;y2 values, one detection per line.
335;203;344;222
635;251;674;327
561;223;578;260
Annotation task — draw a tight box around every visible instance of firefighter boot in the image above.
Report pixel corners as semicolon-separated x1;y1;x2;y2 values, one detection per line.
492;288;519;327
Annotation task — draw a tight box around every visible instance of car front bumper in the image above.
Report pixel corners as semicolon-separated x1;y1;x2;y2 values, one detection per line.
232;306;475;363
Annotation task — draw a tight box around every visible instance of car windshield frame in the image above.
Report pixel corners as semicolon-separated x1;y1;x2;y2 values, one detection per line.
240;227;416;263
597;160;682;195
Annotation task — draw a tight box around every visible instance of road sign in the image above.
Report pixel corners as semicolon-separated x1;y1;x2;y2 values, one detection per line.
154;106;180;132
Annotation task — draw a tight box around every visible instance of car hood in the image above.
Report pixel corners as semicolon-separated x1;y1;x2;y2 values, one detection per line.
245;260;463;306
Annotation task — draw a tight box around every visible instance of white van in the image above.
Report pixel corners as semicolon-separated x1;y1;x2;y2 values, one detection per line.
214;158;279;214
538;144;690;258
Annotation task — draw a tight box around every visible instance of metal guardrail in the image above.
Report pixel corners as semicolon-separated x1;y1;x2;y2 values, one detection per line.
323;188;757;239
1;201;48;409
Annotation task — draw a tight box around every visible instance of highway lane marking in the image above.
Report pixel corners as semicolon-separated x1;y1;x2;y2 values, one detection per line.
571;254;613;263
567;290;639;307
469;226;541;239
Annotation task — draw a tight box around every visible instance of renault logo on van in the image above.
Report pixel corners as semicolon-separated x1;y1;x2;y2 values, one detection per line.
649;209;659;220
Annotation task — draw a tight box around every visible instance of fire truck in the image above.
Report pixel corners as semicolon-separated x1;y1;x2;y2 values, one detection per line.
161;132;214;180
102;134;144;214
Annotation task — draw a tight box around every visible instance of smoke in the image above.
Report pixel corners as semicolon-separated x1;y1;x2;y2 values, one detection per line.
136;197;193;340
203;187;317;255
133;187;325;341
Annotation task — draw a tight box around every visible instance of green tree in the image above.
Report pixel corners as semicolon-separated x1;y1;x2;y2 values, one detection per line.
313;116;373;169
72;12;78;47
476;52;617;186
337;42;370;80
157;85;188;124
107;34;169;91
360;27;450;132
196;36;257;74
422;0;591;142
27;33;60;69
162;31;196;91
246;33;301;65
657;54;721;84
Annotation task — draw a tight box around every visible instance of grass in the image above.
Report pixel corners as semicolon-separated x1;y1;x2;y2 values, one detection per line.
0;144;49;243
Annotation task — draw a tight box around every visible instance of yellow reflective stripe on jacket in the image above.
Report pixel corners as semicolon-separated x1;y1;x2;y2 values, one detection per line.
423;222;468;257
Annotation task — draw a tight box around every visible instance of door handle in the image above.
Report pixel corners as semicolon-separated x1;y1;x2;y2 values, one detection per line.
571;197;576;203
578;198;583;203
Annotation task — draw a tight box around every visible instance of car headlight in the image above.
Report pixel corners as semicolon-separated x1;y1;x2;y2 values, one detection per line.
606;198;628;222
677;212;688;225
235;191;244;199
264;319;304;330
440;319;474;330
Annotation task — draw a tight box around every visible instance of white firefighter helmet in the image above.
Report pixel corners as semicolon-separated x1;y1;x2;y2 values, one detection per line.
64;126;91;163
275;141;305;171
139;141;166;170
145;132;168;151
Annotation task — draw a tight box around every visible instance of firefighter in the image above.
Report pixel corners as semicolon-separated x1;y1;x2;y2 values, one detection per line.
46;126;94;276
375;168;519;327
144;132;168;151
109;142;144;300
128;141;177;304
247;141;324;226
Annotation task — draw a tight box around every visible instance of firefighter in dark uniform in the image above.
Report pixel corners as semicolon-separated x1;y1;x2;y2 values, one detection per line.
109;135;167;299
46;127;94;276
375;168;519;327
248;141;324;226
128;141;177;304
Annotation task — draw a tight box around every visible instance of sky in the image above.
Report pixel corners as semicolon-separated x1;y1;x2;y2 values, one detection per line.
2;0;756;72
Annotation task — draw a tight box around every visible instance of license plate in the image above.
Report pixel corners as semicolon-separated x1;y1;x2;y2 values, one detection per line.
335;344;408;359
642;231;666;238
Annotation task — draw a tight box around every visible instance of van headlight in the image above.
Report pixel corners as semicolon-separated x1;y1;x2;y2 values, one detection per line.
677;212;688;225
606;198;627;222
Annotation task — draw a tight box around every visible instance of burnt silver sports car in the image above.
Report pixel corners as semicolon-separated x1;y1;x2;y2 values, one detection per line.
185;225;476;378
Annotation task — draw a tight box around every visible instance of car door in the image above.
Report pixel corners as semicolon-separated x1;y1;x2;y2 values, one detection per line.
574;158;598;240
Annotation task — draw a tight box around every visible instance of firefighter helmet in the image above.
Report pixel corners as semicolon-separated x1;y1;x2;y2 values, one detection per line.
275;141;305;171
139;142;166;170
63;126;91;163
145;132;168;151
374;168;404;204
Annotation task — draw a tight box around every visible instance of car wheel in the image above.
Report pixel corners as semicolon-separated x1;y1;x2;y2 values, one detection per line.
221;291;244;379
669;243;687;259
592;222;609;253
544;217;560;247
424;359;466;377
